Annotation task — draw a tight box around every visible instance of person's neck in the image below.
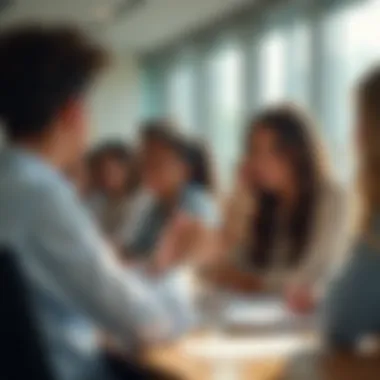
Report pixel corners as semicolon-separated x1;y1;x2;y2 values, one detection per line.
13;136;67;171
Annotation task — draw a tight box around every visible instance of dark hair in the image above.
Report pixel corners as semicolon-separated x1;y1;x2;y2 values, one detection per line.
139;119;186;158
140;120;216;190
0;25;107;140
90;141;136;194
246;105;326;269
356;66;380;229
186;141;215;191
140;118;178;143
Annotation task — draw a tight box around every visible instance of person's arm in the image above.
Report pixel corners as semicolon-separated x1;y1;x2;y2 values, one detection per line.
29;184;183;346
181;190;264;293
182;190;223;264
323;243;380;349
286;184;352;309
220;182;255;259
205;263;264;292
119;189;155;252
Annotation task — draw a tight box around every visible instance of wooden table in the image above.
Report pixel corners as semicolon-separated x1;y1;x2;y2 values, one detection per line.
144;331;380;380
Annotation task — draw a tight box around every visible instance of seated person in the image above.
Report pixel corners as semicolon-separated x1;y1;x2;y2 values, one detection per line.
88;141;138;248
0;25;192;380
211;105;351;313
324;67;380;348
124;129;221;269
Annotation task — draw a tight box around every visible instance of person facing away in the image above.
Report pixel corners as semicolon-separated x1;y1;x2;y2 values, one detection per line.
213;105;351;313
324;66;380;348
123;126;221;268
0;25;191;380
88;141;138;248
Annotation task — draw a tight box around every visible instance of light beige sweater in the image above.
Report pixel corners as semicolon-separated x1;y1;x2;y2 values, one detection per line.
223;179;352;292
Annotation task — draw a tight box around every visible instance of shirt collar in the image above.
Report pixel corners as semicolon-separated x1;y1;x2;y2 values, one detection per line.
1;145;68;185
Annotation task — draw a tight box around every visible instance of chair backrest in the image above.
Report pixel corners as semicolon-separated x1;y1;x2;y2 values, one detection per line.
0;247;55;380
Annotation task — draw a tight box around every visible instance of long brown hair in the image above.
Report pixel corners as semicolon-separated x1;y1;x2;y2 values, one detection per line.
246;105;328;269
356;67;380;231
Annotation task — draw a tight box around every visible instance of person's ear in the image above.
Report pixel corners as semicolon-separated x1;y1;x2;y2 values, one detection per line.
59;98;85;130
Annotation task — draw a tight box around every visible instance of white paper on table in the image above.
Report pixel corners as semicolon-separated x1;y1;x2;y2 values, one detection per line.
221;296;315;331
183;334;317;360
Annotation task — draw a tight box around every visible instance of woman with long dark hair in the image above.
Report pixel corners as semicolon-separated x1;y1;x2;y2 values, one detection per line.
214;105;350;311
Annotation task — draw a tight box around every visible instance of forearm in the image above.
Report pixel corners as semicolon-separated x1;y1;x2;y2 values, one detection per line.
205;264;264;293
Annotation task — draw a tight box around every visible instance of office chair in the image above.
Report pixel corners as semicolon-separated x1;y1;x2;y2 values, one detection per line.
0;246;55;380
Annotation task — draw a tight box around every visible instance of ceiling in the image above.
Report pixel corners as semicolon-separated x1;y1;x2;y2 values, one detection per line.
0;0;255;53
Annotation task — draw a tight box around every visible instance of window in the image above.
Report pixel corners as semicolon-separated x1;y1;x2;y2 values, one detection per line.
141;0;380;186
259;30;288;106
167;59;196;134
140;60;167;119
206;42;243;191
286;20;311;106
321;0;380;178
258;19;311;108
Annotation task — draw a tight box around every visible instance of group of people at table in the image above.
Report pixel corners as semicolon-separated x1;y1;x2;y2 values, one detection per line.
0;24;380;380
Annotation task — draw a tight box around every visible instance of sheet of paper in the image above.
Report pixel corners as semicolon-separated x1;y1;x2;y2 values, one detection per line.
183;334;316;359
220;295;316;332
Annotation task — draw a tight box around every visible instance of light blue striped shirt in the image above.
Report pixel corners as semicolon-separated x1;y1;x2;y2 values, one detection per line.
0;147;191;380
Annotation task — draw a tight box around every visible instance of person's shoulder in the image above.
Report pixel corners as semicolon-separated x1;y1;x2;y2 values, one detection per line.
318;177;349;208
0;149;69;201
321;177;345;196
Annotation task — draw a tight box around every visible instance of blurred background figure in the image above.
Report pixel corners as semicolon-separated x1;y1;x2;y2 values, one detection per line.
211;105;350;312
324;66;380;349
139;119;179;160
124;126;221;269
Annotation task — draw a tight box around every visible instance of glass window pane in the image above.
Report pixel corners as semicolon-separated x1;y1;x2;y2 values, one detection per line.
287;21;311;106
207;44;243;191
259;30;287;106
257;19;311;108
321;0;380;179
140;62;166;119
167;61;196;134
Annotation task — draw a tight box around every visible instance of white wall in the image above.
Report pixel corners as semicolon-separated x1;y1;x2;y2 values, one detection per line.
89;53;141;145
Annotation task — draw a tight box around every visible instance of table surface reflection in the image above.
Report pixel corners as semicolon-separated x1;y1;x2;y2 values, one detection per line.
143;296;380;380
144;332;380;380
